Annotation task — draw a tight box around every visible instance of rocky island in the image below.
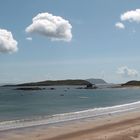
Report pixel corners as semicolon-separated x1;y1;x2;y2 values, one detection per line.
4;79;92;87
122;80;140;87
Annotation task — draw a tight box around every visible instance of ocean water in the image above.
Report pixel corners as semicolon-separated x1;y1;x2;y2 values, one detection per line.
0;86;140;130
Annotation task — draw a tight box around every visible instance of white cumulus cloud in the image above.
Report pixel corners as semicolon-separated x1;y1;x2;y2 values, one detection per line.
0;29;18;53
117;66;139;78
115;22;125;29
121;9;140;23
26;12;72;42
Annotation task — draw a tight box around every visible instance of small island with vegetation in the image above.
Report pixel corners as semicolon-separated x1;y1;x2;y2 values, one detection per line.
4;79;92;87
2;78;109;90
121;80;140;87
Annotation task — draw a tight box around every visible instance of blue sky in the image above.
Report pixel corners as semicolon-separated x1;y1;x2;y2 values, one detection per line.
0;0;140;84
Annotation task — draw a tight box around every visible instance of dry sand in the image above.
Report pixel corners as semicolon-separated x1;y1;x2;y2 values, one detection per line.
1;111;140;140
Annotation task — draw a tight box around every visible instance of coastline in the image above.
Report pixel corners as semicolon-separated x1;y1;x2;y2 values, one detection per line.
1;100;140;131
1;87;140;140
1;110;140;140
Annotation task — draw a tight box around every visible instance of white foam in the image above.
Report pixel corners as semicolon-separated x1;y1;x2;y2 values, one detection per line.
0;101;140;131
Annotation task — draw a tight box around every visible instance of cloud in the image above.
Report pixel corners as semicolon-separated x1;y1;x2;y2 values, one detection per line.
115;22;125;29
117;66;139;78
26;12;72;42
26;37;32;41
121;9;140;23
0;29;18;53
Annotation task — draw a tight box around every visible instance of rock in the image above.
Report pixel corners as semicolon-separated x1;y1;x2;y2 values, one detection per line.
47;88;55;90
15;87;45;91
85;84;97;89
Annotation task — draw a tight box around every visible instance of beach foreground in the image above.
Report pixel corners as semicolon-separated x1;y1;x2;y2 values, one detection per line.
1;111;140;140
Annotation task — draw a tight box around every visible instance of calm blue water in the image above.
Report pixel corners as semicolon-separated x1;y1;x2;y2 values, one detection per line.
0;86;140;122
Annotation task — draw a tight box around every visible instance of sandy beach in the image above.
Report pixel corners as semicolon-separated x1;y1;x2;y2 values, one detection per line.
0;111;140;140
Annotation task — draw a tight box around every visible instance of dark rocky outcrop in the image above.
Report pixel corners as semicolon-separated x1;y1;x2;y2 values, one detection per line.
15;87;45;91
85;83;97;89
77;84;97;89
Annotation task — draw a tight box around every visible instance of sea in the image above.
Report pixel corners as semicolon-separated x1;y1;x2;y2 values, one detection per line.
0;85;140;130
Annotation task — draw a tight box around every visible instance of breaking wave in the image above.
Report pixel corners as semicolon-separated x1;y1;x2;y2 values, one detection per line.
0;101;140;131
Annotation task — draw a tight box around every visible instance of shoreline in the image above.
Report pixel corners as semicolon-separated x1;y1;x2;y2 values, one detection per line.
1;100;140;131
1;110;140;140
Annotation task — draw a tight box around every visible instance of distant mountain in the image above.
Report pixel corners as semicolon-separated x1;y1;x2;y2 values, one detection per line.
122;80;140;87
86;78;107;85
3;79;92;87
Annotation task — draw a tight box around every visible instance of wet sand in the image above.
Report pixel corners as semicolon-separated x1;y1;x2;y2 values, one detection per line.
1;111;140;140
